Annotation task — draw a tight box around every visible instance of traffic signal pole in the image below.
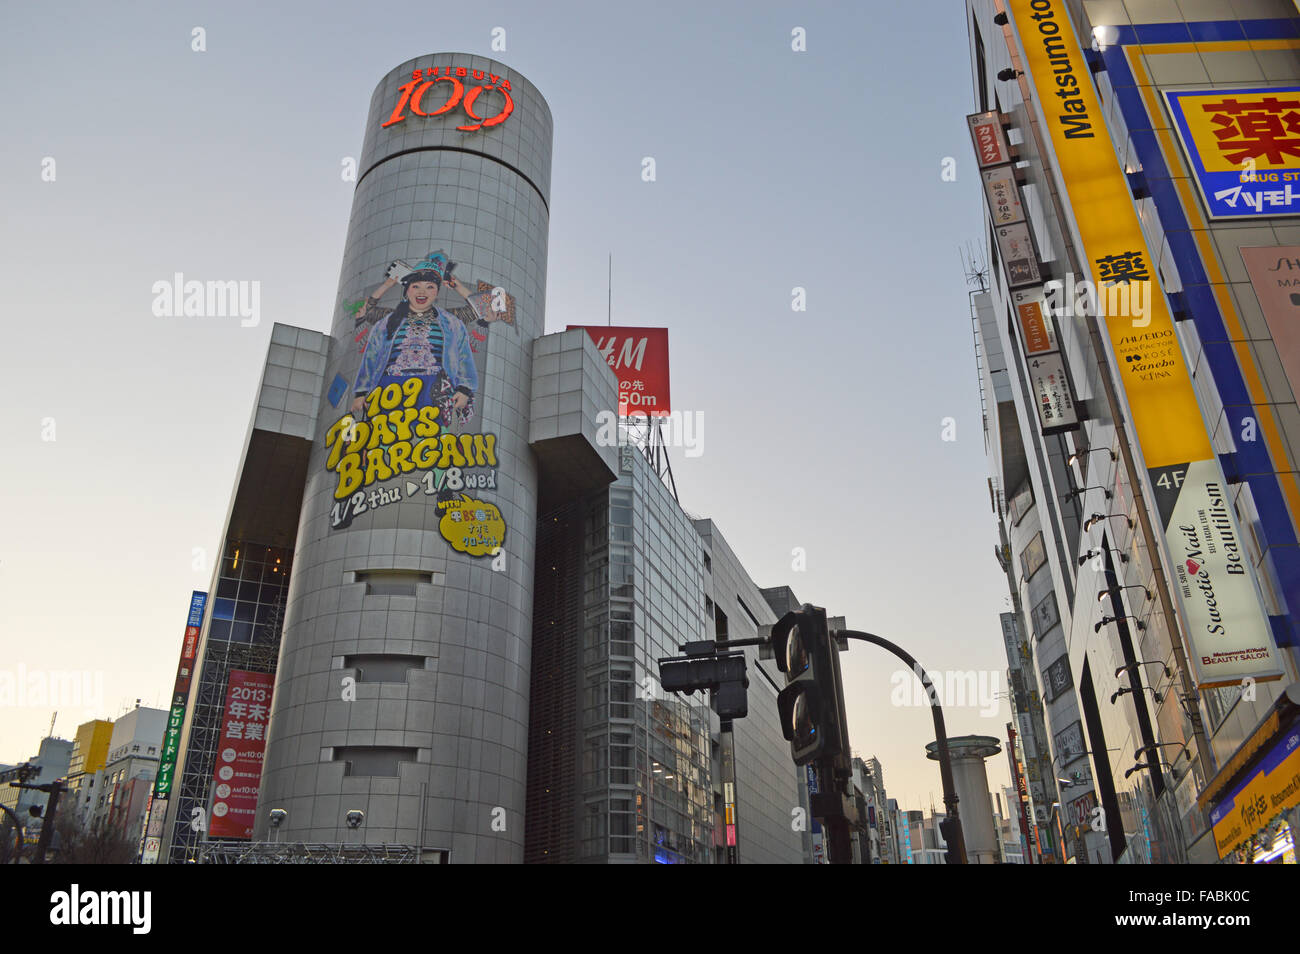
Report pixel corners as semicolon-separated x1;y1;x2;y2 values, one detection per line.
836;629;969;865
7;761;67;864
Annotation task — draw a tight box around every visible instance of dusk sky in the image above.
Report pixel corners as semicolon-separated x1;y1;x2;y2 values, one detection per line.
0;1;1015;813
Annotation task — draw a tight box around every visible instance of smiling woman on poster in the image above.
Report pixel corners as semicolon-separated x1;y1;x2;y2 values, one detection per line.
350;250;506;429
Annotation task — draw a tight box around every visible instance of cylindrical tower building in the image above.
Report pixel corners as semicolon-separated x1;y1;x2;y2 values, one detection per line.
927;735;1003;864
255;54;552;863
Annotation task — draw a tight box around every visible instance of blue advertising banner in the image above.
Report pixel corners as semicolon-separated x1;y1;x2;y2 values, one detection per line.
1165;86;1300;219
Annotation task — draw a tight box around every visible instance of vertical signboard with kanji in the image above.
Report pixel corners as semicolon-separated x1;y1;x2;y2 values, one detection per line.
968;111;1013;168
209;670;274;839
155;591;207;798
969;112;1080;436
141;590;207;863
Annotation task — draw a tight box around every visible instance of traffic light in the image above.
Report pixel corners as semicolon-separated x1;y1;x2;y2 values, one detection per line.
939;817;960;865
770;604;847;765
658;645;750;719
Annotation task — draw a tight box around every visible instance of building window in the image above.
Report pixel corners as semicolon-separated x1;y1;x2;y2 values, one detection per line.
355;570;431;597
1019;532;1047;583
343;654;428;683
333;746;419;777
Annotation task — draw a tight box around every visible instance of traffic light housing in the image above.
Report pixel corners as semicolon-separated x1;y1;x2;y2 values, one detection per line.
771;604;847;766
658;646;750;719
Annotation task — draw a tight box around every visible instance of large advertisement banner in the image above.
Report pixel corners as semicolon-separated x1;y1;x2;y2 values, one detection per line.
568;326;671;417
208;670;274;839
1009;0;1281;688
1242;245;1300;400
1165;87;1300;219
322;252;513;557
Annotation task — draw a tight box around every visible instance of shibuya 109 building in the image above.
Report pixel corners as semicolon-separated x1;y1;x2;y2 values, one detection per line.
149;54;808;865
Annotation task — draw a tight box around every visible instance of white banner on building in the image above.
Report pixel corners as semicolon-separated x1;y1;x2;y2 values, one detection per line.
1026;351;1079;434
1150;460;1283;686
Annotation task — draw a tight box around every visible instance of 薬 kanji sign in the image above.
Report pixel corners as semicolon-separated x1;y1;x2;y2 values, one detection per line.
1166;87;1300;219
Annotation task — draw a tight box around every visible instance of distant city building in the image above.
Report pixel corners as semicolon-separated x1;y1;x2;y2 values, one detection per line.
65;719;113;830
88;707;166;846
998;786;1025;863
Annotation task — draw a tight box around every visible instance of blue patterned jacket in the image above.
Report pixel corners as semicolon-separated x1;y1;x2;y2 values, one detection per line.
353;306;479;398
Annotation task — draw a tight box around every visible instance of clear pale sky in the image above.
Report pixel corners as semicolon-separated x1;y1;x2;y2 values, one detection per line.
0;0;1016;815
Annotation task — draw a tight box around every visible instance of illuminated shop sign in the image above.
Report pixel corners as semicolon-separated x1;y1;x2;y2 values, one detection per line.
1165;87;1300;219
383;66;514;131
1209;726;1300;858
968;111;1013;168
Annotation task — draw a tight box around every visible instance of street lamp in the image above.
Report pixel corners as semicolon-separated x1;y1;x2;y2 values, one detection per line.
1099;585;1152;603
1115;661;1170;681
1084;512;1134;531
1110;685;1162;705
1068;486;1112;500
1096;615;1146;633
1079;546;1128;566
268;808;287;843
1067;448;1117;467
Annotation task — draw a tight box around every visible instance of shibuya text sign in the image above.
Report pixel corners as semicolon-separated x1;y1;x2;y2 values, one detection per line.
383;66;514;132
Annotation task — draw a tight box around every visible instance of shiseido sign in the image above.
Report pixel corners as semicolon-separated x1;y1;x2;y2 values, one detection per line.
382;66;514;131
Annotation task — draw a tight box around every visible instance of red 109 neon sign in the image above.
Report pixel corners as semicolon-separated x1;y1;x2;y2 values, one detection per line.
382;66;514;132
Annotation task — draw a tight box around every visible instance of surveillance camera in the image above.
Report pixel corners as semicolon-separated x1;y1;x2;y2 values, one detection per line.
346;809;365;829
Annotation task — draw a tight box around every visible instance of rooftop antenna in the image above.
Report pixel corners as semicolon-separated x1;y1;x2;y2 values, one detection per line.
607;253;612;326
48;711;57;739
960;241;989;292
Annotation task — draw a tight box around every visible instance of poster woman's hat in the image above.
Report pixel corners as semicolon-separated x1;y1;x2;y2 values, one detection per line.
402;250;451;287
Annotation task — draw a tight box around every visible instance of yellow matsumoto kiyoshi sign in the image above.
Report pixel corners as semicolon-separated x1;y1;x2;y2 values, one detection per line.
1008;0;1282;688
1008;0;1209;468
